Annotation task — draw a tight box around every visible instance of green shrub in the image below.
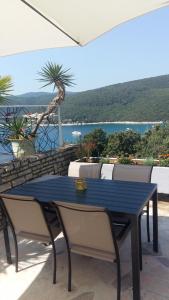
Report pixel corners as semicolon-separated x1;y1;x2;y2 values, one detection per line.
99;157;110;164
144;157;156;166
159;158;169;167
77;123;169;161
83;128;107;157
138;123;169;158
118;157;133;165
105;130;141;157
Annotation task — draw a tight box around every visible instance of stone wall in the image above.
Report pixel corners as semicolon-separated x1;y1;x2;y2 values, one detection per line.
0;145;78;192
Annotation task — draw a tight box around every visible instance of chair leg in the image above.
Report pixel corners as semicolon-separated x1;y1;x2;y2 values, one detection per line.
3;226;12;264
139;215;143;271
147;202;150;243
67;248;72;292
51;239;57;284
116;259;121;300
11;227;18;272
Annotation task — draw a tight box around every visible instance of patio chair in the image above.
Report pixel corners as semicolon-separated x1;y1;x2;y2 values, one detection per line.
0;193;61;284
112;164;153;244
68;161;102;179
53;201;131;300
27;174;60;218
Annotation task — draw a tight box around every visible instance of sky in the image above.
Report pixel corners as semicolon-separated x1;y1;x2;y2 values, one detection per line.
0;6;169;95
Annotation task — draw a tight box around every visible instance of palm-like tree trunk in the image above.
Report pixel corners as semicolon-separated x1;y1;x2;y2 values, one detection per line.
31;81;65;136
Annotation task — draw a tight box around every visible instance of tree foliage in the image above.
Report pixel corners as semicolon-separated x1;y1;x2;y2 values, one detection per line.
81;123;169;159
0;75;13;104
38;62;74;89
104;130;141;157
10;74;169;122
82;128;108;156
138;123;169;158
32;62;74;135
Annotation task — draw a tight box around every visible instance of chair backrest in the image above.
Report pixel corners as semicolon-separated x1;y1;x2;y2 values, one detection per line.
112;164;152;183
54;201;115;254
68;162;102;179
0;194;50;237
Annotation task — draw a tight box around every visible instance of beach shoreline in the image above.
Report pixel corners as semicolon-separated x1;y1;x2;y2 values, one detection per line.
62;121;163;126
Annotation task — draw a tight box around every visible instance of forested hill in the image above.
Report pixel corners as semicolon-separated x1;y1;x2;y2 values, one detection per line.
10;74;169;122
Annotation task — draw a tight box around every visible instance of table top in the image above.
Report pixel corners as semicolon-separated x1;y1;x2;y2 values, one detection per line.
4;176;157;216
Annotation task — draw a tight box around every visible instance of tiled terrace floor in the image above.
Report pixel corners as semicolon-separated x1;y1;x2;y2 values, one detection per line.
0;201;169;300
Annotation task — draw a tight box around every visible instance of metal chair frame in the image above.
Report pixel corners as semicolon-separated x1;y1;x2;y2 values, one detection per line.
0;205;12;264
53;203;131;300
112;164;153;244
0;195;58;284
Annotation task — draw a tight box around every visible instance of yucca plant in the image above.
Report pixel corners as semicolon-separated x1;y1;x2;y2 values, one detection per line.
31;62;74;136
0;75;13;104
0;117;33;140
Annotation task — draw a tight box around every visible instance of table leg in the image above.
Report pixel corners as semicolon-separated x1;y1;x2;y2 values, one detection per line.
3;226;12;264
152;189;158;253
131;215;141;300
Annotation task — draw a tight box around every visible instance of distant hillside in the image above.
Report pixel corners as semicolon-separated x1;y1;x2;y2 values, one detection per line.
8;74;169;122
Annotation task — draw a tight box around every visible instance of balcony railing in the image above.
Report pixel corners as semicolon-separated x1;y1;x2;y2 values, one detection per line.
0;105;63;163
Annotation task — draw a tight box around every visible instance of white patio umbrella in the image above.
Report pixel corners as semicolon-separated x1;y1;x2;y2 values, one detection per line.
0;0;168;56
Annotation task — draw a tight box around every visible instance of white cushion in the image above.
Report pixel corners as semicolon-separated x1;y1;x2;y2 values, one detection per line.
151;167;169;194
101;164;114;180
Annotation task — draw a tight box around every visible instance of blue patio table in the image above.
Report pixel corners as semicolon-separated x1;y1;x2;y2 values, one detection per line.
3;176;158;300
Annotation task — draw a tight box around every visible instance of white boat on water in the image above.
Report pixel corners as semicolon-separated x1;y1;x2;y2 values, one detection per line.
72;131;81;137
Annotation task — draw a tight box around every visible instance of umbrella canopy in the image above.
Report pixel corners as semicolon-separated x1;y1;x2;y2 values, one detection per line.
0;0;168;56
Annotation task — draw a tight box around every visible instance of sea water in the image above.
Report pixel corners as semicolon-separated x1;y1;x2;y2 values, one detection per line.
62;122;154;144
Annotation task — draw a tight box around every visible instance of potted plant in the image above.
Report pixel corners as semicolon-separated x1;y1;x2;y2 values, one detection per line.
0;62;74;158
1;116;36;158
